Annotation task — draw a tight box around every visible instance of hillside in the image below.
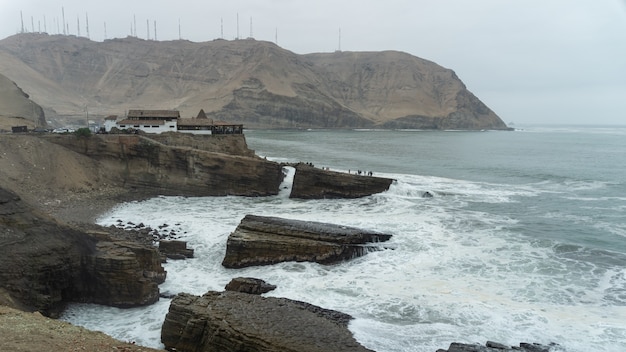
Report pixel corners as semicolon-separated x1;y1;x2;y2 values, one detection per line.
0;72;46;130
0;33;508;130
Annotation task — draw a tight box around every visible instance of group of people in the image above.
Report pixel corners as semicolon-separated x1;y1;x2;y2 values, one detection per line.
348;169;374;176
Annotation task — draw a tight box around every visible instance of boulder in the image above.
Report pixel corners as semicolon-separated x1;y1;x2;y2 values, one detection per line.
224;277;276;294
0;186;165;316
437;341;559;352
161;291;373;352
222;214;392;268
290;163;393;199
159;240;194;260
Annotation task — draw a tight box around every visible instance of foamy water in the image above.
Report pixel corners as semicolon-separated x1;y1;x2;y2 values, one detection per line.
61;169;626;352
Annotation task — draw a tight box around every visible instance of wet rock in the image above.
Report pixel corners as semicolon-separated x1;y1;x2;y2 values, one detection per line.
290;163;394;199
438;341;559;352
159;240;194;260
161;291;373;352
224;277;276;294
0;186;166;316
222;214;392;268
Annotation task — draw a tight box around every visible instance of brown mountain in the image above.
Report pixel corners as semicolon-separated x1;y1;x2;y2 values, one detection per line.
0;33;508;130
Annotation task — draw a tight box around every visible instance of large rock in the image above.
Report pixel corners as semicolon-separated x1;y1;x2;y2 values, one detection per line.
161;291;374;352
0;186;165;316
222;214;392;268
290;163;394;199
437;341;559;352
224;277;276;294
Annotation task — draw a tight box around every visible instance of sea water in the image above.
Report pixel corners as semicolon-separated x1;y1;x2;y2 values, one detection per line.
61;126;626;352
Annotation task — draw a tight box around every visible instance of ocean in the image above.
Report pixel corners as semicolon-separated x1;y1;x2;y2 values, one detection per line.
61;125;626;352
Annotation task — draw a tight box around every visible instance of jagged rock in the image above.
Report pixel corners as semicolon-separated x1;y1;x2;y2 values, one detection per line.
222;214;392;268
0;186;165;316
161;291;373;352
290;163;394;199
438;341;559;352
159;240;194;260
224;277;276;294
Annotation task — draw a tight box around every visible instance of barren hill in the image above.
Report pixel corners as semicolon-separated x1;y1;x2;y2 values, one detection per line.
0;33;508;130
0;72;46;130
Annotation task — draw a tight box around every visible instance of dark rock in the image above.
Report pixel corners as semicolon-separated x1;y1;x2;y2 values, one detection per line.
224;277;276;294
161;291;373;352
159;240;194;259
222;214;392;268
439;342;559;352
0;186;165;316
290;163;393;199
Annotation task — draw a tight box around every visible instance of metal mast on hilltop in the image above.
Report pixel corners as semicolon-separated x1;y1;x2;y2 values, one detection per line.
221;17;224;39
250;17;253;38
20;11;24;33
44;15;47;33
146;19;150;40
154;20;157;41
62;7;66;35
77;16;80;36
236;13;240;39
104;22;107;40
86;13;90;39
178;18;181;39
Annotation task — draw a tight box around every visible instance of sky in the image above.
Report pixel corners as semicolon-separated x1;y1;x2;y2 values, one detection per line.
1;0;625;125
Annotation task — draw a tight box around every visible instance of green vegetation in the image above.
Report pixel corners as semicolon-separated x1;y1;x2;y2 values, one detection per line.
74;128;92;138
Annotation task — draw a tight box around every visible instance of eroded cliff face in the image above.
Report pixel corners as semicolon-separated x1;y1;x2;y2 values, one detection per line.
0;72;46;129
0;33;508;130
0;187;165;316
43;133;284;197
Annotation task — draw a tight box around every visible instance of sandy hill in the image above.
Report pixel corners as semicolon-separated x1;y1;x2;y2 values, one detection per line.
0;72;46;130
0;33;507;130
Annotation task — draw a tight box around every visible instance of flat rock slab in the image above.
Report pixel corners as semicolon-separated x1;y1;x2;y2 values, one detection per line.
222;214;392;268
161;291;374;352
290;163;394;199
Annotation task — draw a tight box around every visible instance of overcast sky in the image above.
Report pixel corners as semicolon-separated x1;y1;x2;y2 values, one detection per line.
1;0;625;125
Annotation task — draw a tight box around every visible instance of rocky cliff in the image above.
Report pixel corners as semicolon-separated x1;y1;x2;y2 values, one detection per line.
42;133;284;197
0;33;508;130
0;72;46;130
0;186;165;317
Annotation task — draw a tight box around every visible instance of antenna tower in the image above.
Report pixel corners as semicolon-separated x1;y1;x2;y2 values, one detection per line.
250;17;253;38
31;16;34;33
154;20;157;41
236;13;239;39
77;16;80;36
20;11;24;33
86;13;90;39
275;28;278;45
178;18;181;39
338;27;341;51
221;17;223;39
104;22;107;40
146;19;150;40
44;16;47;33
134;14;137;37
62;7;66;35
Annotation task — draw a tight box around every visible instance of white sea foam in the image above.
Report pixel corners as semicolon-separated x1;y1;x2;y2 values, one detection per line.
60;174;626;352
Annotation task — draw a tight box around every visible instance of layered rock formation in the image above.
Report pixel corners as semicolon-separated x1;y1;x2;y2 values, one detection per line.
437;341;559;352
42;133;284;197
0;33;508;130
0;72;46;130
161;291;373;352
222;214;392;268
224;277;277;294
0;186;165;316
290;162;394;199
